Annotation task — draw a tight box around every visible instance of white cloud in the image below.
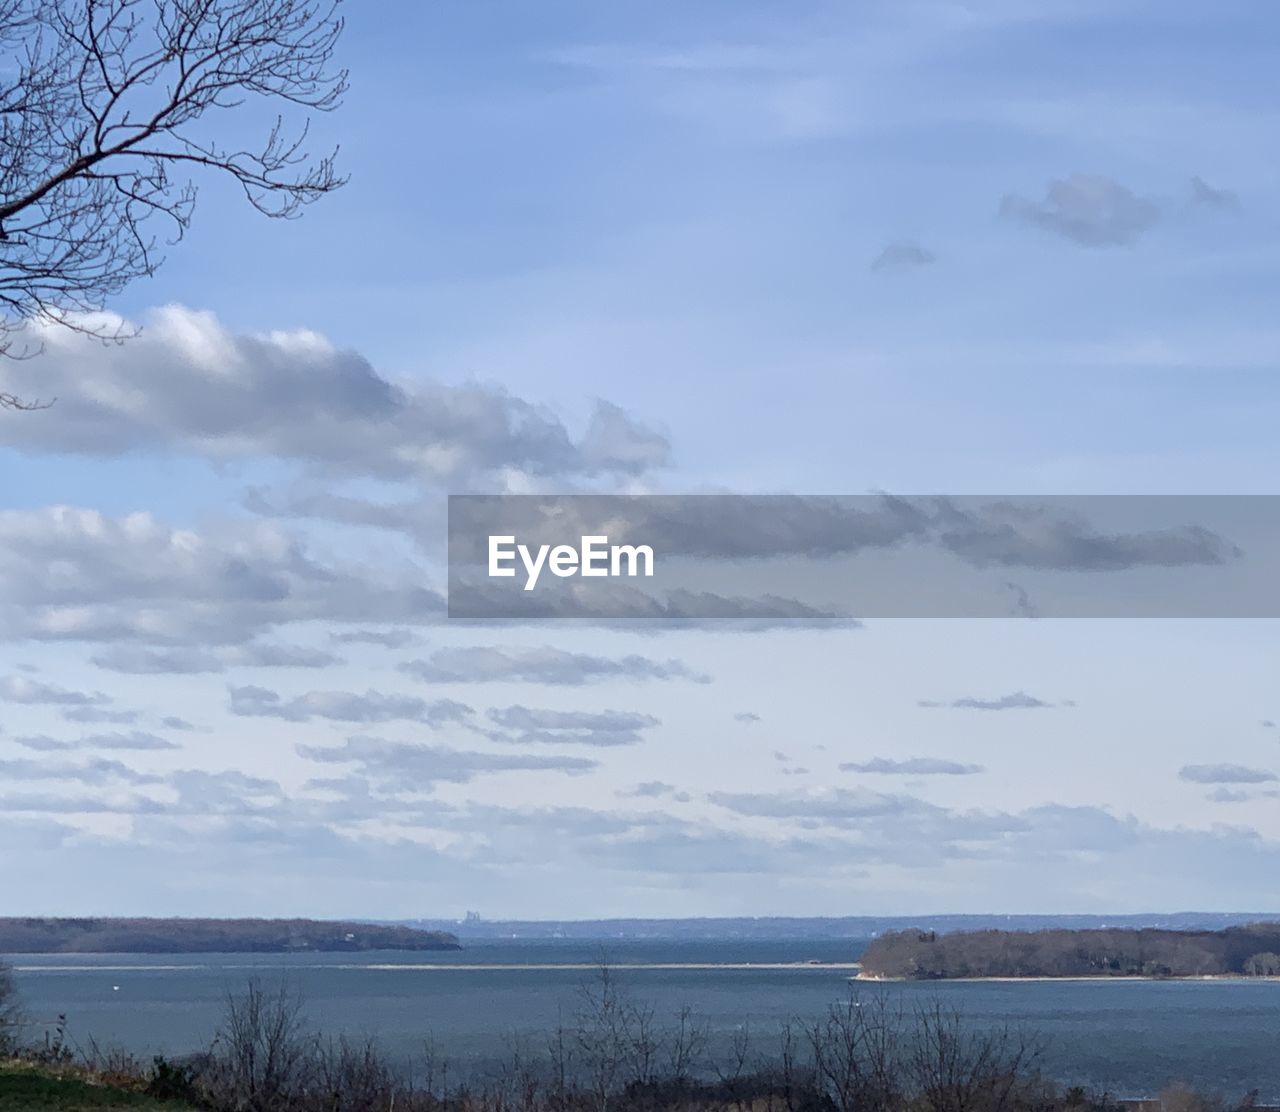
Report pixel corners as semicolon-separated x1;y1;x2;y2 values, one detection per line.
0;307;670;486
0;506;443;644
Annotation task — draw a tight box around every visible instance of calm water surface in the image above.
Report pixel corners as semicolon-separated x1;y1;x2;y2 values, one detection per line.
9;940;1280;1100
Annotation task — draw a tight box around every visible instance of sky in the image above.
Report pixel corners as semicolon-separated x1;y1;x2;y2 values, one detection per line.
3;0;1280;918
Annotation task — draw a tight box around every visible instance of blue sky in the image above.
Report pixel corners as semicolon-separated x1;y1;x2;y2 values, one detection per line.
3;0;1280;917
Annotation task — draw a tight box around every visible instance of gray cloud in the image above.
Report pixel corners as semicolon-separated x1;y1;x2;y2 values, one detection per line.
1004;581;1038;618
451;493;931;561
441;801;835;880
1009;803;1142;855
1205;786;1278;804
90;646;223;674
1190;176;1239;210
233;644;345;669
708;786;935;824
0;768;286;821
704;786;1153;867
449;579;857;628
580;822;861;877
999;174;1161;247
399;646;711;686
453;494;1239;576
14;730;179;752
244;487;427;534
918;691;1054;711
930;499;1238;572
0;675;111;706
734;711;761;723
0;756;161;786
165;769;286;816
617;781;691;802
0;791;167;816
228;685;474;726
1180;764;1278;785
484;705;659;747
870;242;937;271
578;400;670;474
4;761;1279;911
297;735;597;790
841;757;984;775
0;308;669;484
13;737;78;752
330;628;420;648
61;706;141;725
79;730;179;751
92;642;343;674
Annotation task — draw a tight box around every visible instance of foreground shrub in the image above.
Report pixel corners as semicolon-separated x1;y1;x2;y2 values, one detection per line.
0;961;20;1054
147;1055;204;1105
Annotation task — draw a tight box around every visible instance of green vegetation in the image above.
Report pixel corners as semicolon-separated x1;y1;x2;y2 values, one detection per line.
859;923;1280;979
0;919;459;955
0;1064;194;1112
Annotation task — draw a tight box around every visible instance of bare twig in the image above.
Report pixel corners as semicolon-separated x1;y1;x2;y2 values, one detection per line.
0;0;348;402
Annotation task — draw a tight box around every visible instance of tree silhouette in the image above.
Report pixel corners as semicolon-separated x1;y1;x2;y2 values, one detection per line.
0;0;348;406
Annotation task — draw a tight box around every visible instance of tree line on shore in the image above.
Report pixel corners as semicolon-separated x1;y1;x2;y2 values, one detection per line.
0;959;1266;1112
859;925;1280;980
0;917;460;954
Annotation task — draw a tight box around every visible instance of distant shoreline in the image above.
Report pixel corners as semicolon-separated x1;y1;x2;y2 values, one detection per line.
0;917;461;954
854;972;1280;983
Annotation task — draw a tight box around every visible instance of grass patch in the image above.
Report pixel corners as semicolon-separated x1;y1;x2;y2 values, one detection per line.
0;1065;193;1112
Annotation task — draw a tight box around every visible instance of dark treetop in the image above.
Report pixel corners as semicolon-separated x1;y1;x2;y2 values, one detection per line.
859;923;1280;979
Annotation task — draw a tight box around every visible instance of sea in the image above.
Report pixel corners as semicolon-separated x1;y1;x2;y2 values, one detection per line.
8;939;1280;1101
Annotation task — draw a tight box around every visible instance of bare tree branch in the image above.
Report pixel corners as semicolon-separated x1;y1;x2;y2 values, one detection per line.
0;0;348;403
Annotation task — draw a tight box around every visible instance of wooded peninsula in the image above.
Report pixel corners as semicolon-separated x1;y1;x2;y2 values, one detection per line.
0;918;461;954
858;923;1280;978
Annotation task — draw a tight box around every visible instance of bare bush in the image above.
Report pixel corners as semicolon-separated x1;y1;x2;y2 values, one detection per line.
711;1022;759;1112
773;1018;824;1112
805;991;905;1112
486;1038;547;1112
570;962;710;1112
0;960;22;1053
206;978;313;1112
573;964;635;1112
906;1001;1042;1112
312;1034;401;1112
